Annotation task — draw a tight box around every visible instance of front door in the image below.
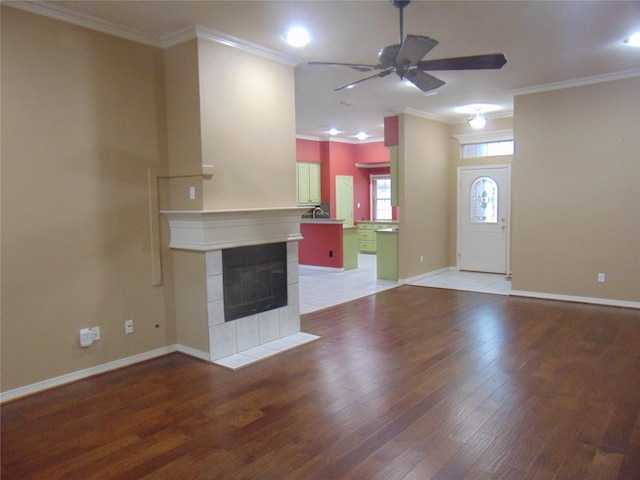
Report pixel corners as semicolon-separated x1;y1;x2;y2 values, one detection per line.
335;175;354;227
458;166;510;274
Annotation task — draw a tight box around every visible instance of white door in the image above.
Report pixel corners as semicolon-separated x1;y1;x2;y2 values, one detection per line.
336;175;354;227
458;166;510;273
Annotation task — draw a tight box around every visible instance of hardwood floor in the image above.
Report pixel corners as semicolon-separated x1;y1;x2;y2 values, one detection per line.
2;287;640;479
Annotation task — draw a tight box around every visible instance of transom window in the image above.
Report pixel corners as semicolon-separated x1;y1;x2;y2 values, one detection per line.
371;175;392;221
470;176;498;223
462;140;514;158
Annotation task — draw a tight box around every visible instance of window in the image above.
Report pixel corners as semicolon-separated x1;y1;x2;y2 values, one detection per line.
470;176;498;223
371;175;392;221
462;140;514;158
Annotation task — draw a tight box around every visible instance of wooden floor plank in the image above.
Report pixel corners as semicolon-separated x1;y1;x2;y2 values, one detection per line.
2;286;639;479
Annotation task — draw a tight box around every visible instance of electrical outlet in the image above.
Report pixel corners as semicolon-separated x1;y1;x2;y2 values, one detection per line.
420;255;424;263
91;326;101;341
125;320;134;334
598;273;606;283
189;185;196;200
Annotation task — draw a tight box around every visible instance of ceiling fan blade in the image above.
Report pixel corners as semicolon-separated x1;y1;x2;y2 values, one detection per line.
308;61;383;73
404;69;445;92
417;53;507;71
334;69;394;91
396;35;439;66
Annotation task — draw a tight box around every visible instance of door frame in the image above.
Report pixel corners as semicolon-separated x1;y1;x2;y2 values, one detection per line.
456;164;512;275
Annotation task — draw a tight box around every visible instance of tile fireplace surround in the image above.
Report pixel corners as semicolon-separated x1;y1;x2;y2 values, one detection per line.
161;207;320;370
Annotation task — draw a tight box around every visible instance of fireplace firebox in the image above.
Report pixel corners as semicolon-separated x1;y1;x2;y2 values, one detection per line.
222;242;288;322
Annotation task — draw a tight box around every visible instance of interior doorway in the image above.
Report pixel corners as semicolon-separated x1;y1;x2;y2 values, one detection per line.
335;175;354;226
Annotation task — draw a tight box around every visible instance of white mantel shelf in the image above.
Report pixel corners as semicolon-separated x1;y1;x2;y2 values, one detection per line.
161;207;309;251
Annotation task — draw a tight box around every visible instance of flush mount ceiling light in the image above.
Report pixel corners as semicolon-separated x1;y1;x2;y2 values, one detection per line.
355;132;369;141
328;128;339;136
284;27;310;48
623;32;640;46
468;113;487;130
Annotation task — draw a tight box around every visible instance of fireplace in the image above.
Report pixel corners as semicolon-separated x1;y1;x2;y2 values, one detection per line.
222;242;288;322
161;207;311;363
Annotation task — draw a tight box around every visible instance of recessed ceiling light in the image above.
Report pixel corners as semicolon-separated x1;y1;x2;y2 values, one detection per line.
355;132;369;141
284;27;310;48
624;32;640;46
328;128;339;136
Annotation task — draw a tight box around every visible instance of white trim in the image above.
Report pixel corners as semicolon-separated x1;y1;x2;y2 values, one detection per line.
296;134;323;142
160;207;308;251
0;346;177;403
4;1;160;46
453;130;514;145
399;267;454;285
295;135;385;144
400;107;450;123
190;25;302;66
511;290;640;310
176;344;211;362
4;2;303;67
329;136;385;144
512;69;640;96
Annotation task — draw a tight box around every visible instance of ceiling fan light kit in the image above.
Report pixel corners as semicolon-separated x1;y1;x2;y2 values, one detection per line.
309;0;507;95
468;113;488;130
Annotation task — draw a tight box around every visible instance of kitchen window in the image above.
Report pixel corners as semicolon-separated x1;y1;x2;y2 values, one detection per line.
371;175;392;221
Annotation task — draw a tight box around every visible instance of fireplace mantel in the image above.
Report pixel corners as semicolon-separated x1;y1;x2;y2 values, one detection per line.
161;207;308;251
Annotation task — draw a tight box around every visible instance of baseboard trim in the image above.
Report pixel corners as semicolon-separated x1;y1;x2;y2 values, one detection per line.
400;267;453;285
0;344;210;404
510;290;640;310
176;344;210;361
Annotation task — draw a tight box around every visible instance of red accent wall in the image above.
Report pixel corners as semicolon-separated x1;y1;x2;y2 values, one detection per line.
355;142;390;164
298;223;344;268
296;138;322;163
384;115;399;147
295;138;397;221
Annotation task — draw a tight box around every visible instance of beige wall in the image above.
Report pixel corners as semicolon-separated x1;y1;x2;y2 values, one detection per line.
511;77;640;302
1;7;175;391
172;251;208;352
397;113;450;280
197;38;297;210
163;39;205;211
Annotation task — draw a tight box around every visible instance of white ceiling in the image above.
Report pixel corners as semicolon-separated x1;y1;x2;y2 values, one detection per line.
18;1;640;141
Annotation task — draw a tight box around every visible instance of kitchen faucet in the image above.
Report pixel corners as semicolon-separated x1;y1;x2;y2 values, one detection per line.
312;206;324;219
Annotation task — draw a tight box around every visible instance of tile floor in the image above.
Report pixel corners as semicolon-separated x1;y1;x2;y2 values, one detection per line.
410;269;512;295
213;332;321;370
298;254;398;314
299;254;511;314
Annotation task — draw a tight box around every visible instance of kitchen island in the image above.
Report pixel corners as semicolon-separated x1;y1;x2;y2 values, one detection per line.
299;219;358;270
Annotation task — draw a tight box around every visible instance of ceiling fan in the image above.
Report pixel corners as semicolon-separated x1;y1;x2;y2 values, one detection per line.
308;0;507;93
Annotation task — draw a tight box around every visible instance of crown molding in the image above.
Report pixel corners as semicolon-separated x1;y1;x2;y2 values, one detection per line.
162;25;303;66
4;0;160;46
511;69;640;96
295;134;384;144
397;107;450;123
4;1;304;66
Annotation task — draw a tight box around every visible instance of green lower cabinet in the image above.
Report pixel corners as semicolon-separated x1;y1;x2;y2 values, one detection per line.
357;221;398;253
343;227;358;270
376;229;398;280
